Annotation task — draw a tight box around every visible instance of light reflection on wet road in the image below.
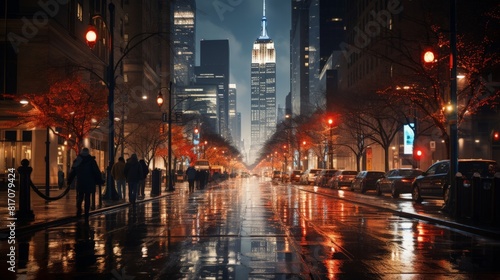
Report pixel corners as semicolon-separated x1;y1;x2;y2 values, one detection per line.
3;177;500;279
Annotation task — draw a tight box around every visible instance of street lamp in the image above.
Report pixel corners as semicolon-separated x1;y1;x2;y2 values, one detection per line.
328;118;334;169
85;2;117;200
156;82;176;191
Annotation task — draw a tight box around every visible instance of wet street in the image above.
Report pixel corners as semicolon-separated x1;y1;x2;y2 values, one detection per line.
2;177;500;279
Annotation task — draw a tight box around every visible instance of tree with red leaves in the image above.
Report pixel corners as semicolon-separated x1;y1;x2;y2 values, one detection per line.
9;73;107;154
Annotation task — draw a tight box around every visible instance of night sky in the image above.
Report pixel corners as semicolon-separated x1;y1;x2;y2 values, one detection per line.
196;0;291;150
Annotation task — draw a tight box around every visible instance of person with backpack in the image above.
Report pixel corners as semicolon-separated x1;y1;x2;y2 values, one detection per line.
68;147;104;222
124;154;143;205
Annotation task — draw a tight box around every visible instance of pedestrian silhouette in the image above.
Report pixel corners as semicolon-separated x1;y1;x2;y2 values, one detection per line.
186;164;197;192
124;154;143;206
68;148;104;222
138;159;149;199
58;167;64;189
111;157;126;200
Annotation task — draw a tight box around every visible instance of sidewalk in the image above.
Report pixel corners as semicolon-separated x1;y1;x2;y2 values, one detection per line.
0;182;176;238
1;180;499;240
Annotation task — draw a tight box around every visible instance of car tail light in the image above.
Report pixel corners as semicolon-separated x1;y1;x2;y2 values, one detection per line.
338;175;343;180
401;178;411;183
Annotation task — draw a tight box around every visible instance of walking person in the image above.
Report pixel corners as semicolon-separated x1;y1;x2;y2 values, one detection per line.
111;157;126;200
124;154;143;206
58;167;65;189
199;169;209;190
138;159;149;199
68;148;104;222
186;164;197;192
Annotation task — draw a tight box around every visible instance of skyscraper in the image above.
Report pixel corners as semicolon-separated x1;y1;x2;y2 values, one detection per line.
250;0;276;163
172;0;196;86
195;40;230;139
228;84;241;149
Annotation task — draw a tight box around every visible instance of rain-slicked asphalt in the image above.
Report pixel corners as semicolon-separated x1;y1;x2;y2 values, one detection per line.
2;177;500;279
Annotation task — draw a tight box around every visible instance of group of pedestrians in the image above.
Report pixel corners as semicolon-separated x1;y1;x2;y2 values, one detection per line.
68;148;150;222
111;154;149;204
186;165;209;192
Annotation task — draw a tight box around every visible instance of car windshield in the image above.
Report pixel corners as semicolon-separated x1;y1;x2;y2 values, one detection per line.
399;169;422;177
367;172;384;178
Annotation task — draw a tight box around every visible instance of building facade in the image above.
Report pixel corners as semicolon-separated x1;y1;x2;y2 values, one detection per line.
195;39;230;139
0;0;170;186
172;0;196;86
250;0;276;164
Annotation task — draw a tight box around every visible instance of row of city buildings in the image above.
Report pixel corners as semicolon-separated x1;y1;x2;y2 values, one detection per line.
1;0;499;187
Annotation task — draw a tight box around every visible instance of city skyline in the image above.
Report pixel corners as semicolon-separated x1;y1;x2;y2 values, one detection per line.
196;0;291;156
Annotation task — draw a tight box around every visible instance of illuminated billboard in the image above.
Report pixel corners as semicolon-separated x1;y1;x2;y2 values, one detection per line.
404;124;414;155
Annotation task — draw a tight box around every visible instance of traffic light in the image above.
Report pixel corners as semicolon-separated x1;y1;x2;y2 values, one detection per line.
413;148;423;161
85;25;98;49
493;131;500;146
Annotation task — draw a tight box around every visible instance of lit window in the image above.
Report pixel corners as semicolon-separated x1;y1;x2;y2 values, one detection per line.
77;3;83;21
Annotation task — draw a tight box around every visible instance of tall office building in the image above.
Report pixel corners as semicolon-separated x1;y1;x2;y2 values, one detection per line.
290;0;345;116
172;0;196;86
228;84;241;148
250;0;276;163
195;40;230;138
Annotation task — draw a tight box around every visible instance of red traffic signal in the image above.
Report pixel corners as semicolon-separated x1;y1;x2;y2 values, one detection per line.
413;149;423;160
493;131;500;146
85;25;98;49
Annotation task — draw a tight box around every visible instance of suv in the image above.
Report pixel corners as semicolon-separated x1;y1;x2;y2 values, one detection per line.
330;170;358;189
301;169;323;185
412;159;497;203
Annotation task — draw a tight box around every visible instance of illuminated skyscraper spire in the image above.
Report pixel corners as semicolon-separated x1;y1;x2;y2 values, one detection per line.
259;0;269;39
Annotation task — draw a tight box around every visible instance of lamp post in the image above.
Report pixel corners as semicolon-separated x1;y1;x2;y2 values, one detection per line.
328;118;334;169
157;82;178;192
448;0;459;217
85;3;117;200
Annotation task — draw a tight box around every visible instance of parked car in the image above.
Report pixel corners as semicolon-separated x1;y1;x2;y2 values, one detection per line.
300;169;323;185
351;171;385;193
314;169;337;187
375;168;423;198
272;170;282;180
411;159;497;203
329;170;358;189
289;170;303;183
